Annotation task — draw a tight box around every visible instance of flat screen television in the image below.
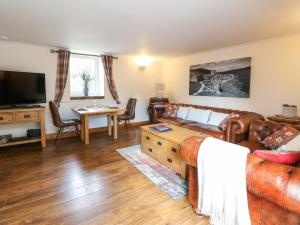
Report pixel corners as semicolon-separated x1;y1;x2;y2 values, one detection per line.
0;70;46;106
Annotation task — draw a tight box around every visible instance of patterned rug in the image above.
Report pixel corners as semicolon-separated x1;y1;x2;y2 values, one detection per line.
116;145;188;200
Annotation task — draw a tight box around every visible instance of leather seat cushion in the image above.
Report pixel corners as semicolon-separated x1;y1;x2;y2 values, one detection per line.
157;117;196;126
238;140;267;153
118;114;134;120
182;123;224;139
62;119;81;126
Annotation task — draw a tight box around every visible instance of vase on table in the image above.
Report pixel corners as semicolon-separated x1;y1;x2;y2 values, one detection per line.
83;82;89;96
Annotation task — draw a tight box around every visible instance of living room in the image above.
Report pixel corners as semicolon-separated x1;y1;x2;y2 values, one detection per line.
0;1;299;225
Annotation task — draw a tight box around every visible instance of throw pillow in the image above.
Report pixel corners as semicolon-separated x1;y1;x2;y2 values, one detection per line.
277;134;300;152
254;150;300;165
176;107;191;120
163;105;178;118
186;108;212;124
261;126;300;150
207;111;230;127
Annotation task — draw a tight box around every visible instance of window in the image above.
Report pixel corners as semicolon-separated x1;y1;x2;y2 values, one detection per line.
69;55;104;99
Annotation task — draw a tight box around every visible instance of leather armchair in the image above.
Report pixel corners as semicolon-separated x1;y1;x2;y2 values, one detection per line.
147;97;169;122
227;117;300;152
150;103;169;122
247;154;300;225
180;136;300;225
180;136;205;207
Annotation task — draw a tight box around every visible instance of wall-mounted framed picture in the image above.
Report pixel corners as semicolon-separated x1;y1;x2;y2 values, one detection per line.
189;57;251;98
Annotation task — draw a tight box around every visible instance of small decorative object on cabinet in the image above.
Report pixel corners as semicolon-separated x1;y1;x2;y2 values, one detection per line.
282;104;297;118
27;129;41;138
0;134;12;144
268;104;300;125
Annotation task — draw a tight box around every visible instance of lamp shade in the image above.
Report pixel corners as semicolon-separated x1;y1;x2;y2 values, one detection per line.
282;104;297;118
155;83;165;91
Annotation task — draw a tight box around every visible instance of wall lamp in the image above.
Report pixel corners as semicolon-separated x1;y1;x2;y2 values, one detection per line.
135;55;153;70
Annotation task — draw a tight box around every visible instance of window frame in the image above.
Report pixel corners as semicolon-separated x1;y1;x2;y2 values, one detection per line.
69;54;105;100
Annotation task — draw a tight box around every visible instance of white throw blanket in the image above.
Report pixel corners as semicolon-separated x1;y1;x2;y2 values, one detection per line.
197;137;251;225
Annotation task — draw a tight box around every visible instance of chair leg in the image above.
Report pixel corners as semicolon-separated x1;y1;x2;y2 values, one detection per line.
117;119;120;129
57;127;64;142
56;128;62;141
125;120;128;128
128;120;132;127
75;125;80;138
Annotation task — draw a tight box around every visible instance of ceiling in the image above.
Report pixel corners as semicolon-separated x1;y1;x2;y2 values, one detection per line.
0;0;300;55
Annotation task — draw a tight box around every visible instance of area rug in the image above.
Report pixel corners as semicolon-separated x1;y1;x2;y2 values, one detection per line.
116;145;188;200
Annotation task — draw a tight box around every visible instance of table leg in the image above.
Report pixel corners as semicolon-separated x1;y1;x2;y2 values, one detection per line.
113;112;118;139
84;114;89;144
107;114;112;136
80;115;85;141
40;110;46;148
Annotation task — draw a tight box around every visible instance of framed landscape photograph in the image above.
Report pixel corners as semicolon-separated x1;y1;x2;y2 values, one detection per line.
189;57;251;98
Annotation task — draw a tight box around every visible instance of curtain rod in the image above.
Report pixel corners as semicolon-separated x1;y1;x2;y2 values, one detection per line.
50;49;118;60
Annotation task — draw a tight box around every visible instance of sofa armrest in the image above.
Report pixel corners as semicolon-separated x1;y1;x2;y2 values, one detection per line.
247;154;300;214
180;135;207;167
225;116;251;143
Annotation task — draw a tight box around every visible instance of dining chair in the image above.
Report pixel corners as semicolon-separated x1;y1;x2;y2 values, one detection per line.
118;98;137;127
49;101;82;141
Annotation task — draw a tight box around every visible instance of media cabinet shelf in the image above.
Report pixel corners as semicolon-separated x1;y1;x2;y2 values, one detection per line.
0;107;46;148
0;137;41;147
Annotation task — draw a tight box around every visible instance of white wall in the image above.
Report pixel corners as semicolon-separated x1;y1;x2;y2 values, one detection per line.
0;41;161;137
1;33;299;137
162;33;300;117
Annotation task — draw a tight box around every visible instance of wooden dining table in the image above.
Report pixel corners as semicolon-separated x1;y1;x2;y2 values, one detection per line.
72;107;126;145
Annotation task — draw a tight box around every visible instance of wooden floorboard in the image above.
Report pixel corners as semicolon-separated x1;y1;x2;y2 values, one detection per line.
0;127;209;225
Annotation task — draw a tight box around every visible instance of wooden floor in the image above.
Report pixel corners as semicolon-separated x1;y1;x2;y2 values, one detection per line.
0;127;209;225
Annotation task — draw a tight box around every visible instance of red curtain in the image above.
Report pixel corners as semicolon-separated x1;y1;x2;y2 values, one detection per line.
54;50;70;107
102;55;121;104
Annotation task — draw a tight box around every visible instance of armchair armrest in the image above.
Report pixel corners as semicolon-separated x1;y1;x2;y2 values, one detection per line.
247;154;300;214
225;116;251;143
180;135;207;167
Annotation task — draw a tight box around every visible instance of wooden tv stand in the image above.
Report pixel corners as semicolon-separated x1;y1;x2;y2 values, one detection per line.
0;107;46;148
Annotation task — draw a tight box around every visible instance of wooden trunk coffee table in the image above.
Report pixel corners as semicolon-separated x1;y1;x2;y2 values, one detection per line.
140;123;200;179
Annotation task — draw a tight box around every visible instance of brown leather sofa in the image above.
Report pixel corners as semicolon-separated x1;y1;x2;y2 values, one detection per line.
151;103;264;139
180;135;300;225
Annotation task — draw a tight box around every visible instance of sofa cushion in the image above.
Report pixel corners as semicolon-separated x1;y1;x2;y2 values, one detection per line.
163;104;178;118
277;134;300;152
207;111;230;127
186;108;212;124
238;141;267;153
261;126;300;150
157;117;195;126
176;107;190;120
182;123;224;139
